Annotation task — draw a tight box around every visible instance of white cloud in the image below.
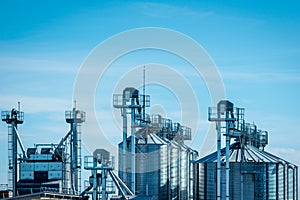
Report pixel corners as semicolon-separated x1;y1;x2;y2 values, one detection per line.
221;70;300;83
134;2;213;18
0;56;77;73
0;95;71;113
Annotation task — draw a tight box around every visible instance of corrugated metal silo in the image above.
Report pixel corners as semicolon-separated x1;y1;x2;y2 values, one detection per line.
193;142;298;200
118;128;198;200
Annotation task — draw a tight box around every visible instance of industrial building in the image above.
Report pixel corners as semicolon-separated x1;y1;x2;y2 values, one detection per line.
0;90;298;200
1;104;86;197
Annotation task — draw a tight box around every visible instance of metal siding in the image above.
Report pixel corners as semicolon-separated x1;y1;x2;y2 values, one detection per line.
170;144;179;199
221;166;226;199
189;152;196;200
34;162;49;171
20;163;34;171
198;163;205;200
288;167;294;200
230;163;241;200
254;164;267;200
278;164;284;199
49;162;63;171
192;163;199;200
295;167;298;200
193;143;298;200
20;171;34;180
268;164;277;200
30;154;52;161
206;162;216;200
243;173;254;200
136;144;148;195
180;149;188;200
159;145;168;200
147;145;160;198
135;139;193;200
48;171;63;180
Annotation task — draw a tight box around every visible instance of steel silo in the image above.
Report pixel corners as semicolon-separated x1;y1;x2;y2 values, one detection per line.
193;142;298;200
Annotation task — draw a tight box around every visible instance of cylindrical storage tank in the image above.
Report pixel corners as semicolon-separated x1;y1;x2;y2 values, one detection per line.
193;142;298;200
126;133;170;200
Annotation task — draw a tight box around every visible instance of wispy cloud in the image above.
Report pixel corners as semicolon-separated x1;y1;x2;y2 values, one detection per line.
134;2;213;18
0;95;71;113
221;70;300;83
0;56;77;73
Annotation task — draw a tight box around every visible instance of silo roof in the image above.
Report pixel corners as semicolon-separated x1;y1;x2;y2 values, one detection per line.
135;133;169;145
194;142;296;166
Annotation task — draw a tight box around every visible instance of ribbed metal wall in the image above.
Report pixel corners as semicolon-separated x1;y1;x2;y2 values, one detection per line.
278;164;284;199
159;144;169;199
118;134;197;200
193;145;298;200
193;162;298;200
179;146;188;199
170;142;179;199
189;151;197;200
268;163;277;199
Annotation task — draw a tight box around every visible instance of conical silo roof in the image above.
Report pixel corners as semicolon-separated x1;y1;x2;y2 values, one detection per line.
194;142;296;166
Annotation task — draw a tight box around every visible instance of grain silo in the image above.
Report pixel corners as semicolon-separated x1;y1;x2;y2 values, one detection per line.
117;116;198;200
193;100;298;200
113;88;198;200
193;142;298;199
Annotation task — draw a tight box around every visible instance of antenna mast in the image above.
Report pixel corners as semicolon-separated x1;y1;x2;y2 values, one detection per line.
143;66;146;121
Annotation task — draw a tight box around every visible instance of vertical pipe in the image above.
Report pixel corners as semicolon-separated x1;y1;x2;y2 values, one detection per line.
102;165;106;200
12;123;17;196
70;123;74;194
296;167;298;200
72;121;79;194
217;120;221;200
276;163;279;200
143;65;146;121
225;111;230;200
131;98;135;194
122;102;127;187
167;142;171;200
93;158;98;200
178;147;181;200
241;137;244;200
187;151;190;200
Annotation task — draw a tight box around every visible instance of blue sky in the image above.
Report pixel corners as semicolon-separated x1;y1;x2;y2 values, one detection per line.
0;0;300;193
